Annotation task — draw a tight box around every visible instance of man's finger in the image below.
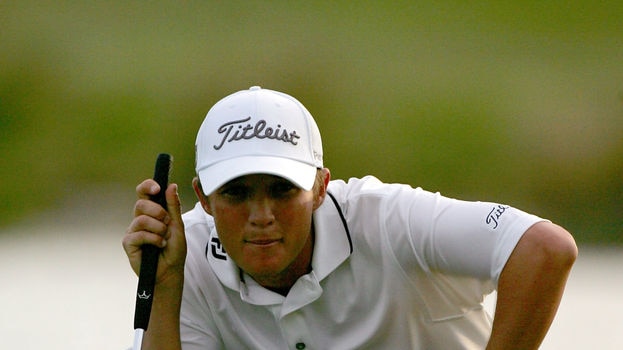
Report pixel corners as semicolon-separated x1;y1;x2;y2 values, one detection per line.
136;179;161;199
165;183;183;225
133;198;170;222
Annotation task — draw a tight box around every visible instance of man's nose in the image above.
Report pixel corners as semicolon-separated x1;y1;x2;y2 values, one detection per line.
248;196;275;227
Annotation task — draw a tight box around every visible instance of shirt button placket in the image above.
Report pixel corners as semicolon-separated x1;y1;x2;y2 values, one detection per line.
279;310;312;350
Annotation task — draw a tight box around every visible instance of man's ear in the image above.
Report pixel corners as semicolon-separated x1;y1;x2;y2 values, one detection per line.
192;177;213;215
313;168;331;210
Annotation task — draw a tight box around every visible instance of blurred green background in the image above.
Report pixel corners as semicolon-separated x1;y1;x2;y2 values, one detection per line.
1;1;621;244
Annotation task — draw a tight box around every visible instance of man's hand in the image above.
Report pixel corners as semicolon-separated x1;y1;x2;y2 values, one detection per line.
123;179;187;283
123;179;187;350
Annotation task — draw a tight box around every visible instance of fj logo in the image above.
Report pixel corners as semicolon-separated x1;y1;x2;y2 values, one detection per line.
210;237;228;260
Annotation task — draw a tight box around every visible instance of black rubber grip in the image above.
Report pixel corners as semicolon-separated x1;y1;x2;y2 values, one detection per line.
133;153;172;330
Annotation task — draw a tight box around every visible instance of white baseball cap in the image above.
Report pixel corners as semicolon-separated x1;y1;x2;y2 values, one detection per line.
195;86;323;195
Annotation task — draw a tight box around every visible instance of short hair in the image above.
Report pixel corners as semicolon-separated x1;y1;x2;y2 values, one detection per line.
312;168;327;200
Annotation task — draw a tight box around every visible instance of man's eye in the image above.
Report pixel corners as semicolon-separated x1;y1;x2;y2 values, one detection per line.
271;181;297;197
219;185;249;200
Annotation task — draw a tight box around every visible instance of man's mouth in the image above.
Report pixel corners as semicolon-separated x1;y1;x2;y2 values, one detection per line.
245;238;282;246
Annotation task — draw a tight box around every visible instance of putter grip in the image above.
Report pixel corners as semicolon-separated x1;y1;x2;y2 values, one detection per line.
134;153;171;330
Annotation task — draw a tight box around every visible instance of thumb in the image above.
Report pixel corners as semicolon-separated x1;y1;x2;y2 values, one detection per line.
165;183;185;234
161;183;186;269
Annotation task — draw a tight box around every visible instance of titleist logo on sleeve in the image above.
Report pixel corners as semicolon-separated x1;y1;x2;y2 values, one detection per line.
485;204;510;229
213;117;301;150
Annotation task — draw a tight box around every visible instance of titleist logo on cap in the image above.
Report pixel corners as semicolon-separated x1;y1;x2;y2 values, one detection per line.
213;116;301;150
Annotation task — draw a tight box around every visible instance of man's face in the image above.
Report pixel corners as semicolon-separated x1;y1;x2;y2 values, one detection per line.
202;174;324;288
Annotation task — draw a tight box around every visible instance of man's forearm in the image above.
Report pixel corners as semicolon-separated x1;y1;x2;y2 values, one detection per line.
487;222;577;350
142;274;184;350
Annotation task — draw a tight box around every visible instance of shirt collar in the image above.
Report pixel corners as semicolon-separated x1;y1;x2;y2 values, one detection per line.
310;192;352;281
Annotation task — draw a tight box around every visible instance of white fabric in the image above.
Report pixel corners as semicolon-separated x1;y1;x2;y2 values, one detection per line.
195;86;323;195
180;176;546;349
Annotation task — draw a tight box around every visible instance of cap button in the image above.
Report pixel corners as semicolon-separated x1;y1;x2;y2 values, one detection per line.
249;86;261;91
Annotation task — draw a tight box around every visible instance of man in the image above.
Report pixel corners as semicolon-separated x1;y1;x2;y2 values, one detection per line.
123;86;577;349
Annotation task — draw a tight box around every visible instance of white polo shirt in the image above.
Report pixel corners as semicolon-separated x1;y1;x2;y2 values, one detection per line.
179;176;545;349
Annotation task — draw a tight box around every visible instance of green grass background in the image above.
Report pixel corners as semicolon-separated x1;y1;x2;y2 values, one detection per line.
1;1;621;244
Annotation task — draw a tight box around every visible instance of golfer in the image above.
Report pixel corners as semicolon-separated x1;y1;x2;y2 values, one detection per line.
123;86;577;349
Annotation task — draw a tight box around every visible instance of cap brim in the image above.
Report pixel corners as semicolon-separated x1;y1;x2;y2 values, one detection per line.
197;156;318;195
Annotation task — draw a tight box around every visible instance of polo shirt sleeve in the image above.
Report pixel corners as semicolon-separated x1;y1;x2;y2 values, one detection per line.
333;176;550;322
382;181;547;286
180;280;223;350
335;176;546;286
179;206;224;350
